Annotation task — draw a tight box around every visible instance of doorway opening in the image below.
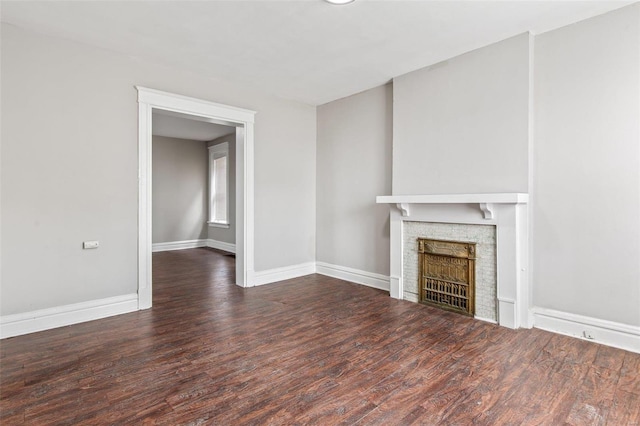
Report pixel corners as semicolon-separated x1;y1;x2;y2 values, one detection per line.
137;87;256;309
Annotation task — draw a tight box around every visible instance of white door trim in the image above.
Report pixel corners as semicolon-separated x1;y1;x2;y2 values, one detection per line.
136;87;256;309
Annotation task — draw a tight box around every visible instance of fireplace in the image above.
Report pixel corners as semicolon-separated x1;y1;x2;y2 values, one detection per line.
418;238;476;316
376;193;530;329
405;221;496;321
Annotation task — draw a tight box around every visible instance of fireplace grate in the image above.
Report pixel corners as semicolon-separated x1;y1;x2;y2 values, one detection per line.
418;239;476;316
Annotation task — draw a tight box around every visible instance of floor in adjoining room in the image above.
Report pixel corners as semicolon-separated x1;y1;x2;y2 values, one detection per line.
1;248;639;424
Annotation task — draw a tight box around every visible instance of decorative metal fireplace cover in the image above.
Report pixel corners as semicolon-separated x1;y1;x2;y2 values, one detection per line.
418;238;476;316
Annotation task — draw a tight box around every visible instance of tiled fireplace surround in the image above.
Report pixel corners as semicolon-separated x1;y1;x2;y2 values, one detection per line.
377;194;530;329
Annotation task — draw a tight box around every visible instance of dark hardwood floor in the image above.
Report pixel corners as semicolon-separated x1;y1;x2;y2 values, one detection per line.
1;248;639;425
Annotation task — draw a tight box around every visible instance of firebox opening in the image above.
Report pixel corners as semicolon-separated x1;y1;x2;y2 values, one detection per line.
418;238;476;317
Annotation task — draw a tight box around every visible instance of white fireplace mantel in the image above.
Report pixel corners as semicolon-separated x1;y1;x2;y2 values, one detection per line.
377;193;530;329
376;193;528;220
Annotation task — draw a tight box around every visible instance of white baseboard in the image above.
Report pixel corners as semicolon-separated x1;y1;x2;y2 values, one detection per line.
152;239;207;252
0;294;138;339
532;307;640;354
316;262;390;292
253;262;316;287
206;239;236;254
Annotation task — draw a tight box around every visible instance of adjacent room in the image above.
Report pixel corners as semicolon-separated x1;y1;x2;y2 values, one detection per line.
1;0;639;424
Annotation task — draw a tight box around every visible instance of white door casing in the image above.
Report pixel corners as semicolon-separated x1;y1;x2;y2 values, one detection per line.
137;87;256;309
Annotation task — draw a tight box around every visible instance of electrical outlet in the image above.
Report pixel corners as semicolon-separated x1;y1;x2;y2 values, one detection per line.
582;330;595;340
83;241;99;249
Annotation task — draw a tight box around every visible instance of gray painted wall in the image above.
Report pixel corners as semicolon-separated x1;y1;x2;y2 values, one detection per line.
1;24;316;315
152;136;208;244
207;133;236;245
533;5;640;326
316;84;392;276
392;33;530;195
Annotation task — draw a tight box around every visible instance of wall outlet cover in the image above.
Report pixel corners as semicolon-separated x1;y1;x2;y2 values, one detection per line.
83;241;99;249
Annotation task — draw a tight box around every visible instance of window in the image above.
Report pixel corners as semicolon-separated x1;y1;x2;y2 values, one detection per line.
208;142;229;227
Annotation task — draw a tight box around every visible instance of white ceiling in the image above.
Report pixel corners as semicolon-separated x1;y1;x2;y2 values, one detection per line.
1;0;634;106
152;112;235;141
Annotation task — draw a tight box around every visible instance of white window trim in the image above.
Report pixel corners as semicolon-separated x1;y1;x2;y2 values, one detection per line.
208;142;230;227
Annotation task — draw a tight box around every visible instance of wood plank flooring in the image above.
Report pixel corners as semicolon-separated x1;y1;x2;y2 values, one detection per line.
1;247;639;425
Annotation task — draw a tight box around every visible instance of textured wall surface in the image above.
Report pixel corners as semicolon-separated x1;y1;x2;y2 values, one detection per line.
533;4;640;326
316;84;392;275
152;136;208;244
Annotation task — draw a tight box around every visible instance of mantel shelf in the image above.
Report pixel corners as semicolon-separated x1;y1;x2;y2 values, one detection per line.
376;193;528;204
376;193;528;220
